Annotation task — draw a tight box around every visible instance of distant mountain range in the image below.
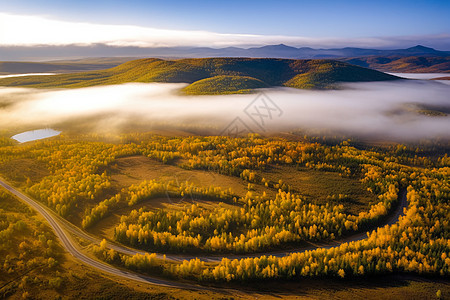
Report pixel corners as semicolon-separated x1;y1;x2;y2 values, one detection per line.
1;44;449;61
0;58;400;94
180;44;450;59
1;44;449;74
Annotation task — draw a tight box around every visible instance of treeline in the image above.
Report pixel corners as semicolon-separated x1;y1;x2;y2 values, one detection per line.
93;159;449;281
82;180;233;228
114;182;397;253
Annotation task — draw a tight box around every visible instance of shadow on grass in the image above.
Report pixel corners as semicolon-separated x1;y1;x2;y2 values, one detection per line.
216;274;429;297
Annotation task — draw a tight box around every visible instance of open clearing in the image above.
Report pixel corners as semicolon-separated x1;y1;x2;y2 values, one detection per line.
88;155;376;239
0;158;49;184
256;165;376;214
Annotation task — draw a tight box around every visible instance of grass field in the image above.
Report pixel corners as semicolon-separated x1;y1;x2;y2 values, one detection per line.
255;165;376;214
0;158;49;185
104;155;375;207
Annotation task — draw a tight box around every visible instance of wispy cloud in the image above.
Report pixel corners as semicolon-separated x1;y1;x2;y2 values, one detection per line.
0;12;449;49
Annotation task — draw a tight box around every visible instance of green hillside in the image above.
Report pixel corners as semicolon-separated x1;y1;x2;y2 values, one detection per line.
285;60;400;89
183;75;269;94
0;58;400;94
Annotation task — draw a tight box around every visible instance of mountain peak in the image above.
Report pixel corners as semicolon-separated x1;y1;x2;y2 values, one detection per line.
406;45;438;52
258;44;298;50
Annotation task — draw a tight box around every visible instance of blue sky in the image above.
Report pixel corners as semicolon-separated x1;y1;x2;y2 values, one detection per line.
1;0;449;48
2;0;450;36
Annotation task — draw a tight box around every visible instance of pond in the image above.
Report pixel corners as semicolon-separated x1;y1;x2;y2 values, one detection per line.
12;129;61;143
0;73;57;79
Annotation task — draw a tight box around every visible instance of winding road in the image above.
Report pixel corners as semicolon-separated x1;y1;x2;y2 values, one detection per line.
0;178;202;289
0;177;408;287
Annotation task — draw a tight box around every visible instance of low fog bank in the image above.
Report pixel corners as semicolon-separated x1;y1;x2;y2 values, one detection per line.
0;79;449;141
388;73;449;80
388;73;450;86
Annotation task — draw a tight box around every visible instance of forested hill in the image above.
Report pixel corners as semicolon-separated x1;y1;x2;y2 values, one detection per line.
342;56;450;73
0;58;401;94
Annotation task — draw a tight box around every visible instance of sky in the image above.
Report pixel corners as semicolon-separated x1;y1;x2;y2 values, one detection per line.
0;0;450;49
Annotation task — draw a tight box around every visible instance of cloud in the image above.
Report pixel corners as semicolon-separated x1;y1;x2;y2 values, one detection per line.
1;79;449;141
1;12;449;49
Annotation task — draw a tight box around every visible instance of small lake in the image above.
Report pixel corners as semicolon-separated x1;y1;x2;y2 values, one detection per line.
12;129;61;143
0;73;57;79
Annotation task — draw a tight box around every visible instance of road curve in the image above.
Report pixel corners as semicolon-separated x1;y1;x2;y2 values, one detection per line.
0;177;408;286
0;177;206;290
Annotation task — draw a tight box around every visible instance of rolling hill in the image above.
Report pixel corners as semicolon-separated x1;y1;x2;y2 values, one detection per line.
342;56;450;73
0;58;401;94
183;75;269;94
